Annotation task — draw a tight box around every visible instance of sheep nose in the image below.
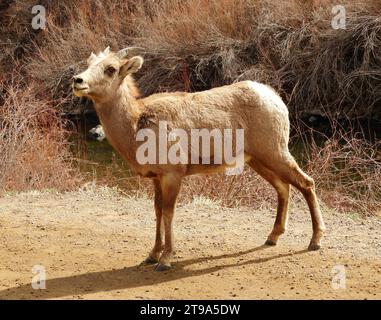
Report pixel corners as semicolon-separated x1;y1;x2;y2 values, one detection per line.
73;76;83;84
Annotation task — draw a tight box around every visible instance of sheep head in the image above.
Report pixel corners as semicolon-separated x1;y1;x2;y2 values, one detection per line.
72;46;143;102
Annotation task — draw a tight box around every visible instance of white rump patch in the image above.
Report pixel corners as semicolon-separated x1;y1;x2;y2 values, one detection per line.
245;81;288;112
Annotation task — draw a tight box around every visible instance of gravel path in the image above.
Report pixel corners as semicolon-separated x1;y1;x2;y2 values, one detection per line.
0;187;380;299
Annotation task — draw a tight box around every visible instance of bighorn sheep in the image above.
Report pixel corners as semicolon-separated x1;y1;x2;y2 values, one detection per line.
73;47;326;271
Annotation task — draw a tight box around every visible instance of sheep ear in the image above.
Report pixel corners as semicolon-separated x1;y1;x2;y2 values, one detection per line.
103;46;110;55
87;52;97;64
119;56;144;78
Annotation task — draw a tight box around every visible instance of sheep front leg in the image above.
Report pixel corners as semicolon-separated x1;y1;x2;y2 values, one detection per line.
155;174;182;271
144;179;164;264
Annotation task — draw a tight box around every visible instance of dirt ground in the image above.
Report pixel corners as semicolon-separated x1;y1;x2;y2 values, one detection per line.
0;186;380;300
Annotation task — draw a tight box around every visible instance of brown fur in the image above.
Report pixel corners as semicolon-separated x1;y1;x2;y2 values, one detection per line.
73;48;326;270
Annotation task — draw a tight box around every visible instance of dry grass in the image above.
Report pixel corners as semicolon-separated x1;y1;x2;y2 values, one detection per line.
304;126;381;215
1;0;380;114
84;115;381;216
131;169;277;210
2;0;378;119
0;78;81;192
0;0;380;214
89;127;380;216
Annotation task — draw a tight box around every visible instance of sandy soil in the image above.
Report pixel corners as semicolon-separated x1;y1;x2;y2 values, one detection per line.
0;186;380;300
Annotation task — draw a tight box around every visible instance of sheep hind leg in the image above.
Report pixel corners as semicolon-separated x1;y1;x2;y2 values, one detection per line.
293;166;326;251
269;156;326;250
248;159;290;246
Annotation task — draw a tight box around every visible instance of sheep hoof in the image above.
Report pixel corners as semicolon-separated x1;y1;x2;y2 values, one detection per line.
308;242;321;251
154;263;171;272
143;257;158;265
265;239;277;246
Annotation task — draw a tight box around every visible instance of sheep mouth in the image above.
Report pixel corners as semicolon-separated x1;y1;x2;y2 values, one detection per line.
73;85;89;96
73;86;89;91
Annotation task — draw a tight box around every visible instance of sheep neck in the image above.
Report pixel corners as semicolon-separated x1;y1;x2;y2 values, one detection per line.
92;85;141;167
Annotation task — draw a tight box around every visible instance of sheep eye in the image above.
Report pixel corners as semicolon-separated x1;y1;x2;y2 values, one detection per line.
105;66;116;76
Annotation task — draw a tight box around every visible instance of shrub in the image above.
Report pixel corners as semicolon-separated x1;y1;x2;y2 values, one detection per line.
18;0;381;120
0;79;81;192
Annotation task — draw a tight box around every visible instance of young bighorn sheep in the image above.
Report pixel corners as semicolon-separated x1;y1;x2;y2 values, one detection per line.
73;47;326;271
